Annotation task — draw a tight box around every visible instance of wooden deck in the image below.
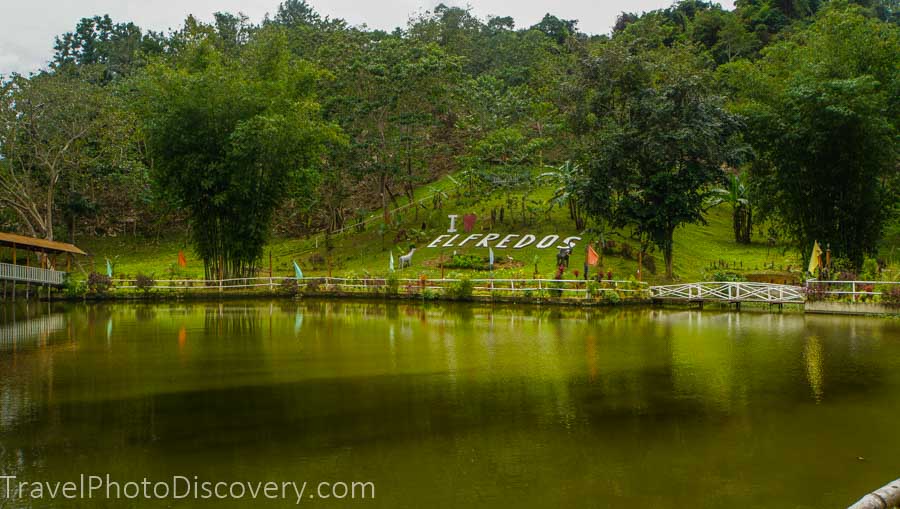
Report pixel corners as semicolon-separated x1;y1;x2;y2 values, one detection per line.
0;262;67;286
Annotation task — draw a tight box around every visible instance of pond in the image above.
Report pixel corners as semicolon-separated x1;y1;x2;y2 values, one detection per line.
1;300;899;508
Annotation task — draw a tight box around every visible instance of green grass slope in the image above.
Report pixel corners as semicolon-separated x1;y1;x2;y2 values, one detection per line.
78;175;809;285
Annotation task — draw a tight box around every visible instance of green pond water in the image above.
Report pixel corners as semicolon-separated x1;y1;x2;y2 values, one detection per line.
0;300;899;508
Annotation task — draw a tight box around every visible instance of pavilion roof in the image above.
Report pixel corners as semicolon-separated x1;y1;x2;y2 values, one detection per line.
0;232;86;255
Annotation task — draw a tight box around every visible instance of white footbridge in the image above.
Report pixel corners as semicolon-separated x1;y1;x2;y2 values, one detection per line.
649;282;805;305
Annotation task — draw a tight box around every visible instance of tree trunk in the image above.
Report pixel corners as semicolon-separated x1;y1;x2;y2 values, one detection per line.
663;229;675;279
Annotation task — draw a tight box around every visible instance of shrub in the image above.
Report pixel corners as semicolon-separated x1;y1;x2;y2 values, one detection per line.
620;243;634;260
880;286;900;307
280;278;299;296
135;273;155;295
445;253;487;270
447;276;474;300
710;271;746;282
602;291;622;305
806;283;828;302
63;278;87;298
586;280;600;298
861;257;879;280
87;272;112;295
386;273;400;295
304;278;323;293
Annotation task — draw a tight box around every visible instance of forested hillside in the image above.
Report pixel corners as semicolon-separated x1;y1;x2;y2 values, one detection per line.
1;0;897;280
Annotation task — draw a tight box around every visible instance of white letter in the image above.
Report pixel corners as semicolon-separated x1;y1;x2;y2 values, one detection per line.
475;233;500;247
318;482;330;499
214;482;228;500
173;477;190;499
332;482;348;499
62;482;77;499
288;481;305;505
106;475;120;499
495;234;519;249
123;482;140;499
559;236;581;248
442;234;460;247
458;234;482;247
229;482;245;499
1;476;14;499
447;214;458;233
536;235;559;249
153;482;169;499
427;235;450;248
513;235;536;249
89;476;103;499
352;481;375;499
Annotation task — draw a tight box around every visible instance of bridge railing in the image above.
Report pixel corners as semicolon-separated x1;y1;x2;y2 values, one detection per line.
0;262;67;286
650;281;805;303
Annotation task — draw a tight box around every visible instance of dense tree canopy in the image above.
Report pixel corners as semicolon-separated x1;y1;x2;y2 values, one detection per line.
574;43;745;278
0;0;896;276
721;4;899;265
133;29;341;278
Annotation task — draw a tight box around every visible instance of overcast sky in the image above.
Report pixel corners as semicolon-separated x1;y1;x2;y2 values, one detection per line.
0;0;735;76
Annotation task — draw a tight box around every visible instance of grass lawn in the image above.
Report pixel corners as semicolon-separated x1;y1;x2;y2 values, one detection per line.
76;174;814;285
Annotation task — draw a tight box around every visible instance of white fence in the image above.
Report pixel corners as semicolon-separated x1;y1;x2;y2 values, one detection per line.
111;276;649;299
650;282;805;304
0;262;67;286
806;280;900;300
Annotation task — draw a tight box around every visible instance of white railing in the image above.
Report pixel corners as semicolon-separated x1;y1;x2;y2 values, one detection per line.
650;281;805;303
110;276;649;299
806;279;900;299
0;262;67;286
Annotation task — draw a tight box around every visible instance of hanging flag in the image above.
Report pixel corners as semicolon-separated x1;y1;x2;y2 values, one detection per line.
463;213;477;232
105;258;113;278
808;241;823;274
390;251;395;272
489;247;494;269
293;260;304;280
178;250;187;267
587;244;600;266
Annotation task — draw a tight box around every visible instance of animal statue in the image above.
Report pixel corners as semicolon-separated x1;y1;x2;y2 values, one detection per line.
556;243;574;268
399;248;416;268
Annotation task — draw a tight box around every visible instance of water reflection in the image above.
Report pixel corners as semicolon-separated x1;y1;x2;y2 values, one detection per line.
0;301;897;508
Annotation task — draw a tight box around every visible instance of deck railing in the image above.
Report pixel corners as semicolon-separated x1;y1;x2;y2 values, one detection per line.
110;276;650;299
0;262;67;286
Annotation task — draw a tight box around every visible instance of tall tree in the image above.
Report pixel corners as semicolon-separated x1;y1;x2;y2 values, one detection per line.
721;4;899;265
574;43;744;278
133;28;342;278
0;72;131;241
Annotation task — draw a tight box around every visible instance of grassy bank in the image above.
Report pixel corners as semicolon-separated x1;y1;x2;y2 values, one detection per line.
75;173;897;286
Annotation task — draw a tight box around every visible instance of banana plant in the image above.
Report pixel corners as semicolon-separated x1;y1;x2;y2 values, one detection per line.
708;172;752;244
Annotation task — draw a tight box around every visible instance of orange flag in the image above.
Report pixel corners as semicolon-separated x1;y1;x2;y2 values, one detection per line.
586;244;600;266
178;251;187;267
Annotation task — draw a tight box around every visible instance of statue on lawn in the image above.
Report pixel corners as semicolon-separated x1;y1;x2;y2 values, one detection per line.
399;247;416;268
556;242;574;268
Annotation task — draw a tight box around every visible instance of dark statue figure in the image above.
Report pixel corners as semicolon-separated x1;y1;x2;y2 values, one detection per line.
556;244;573;268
